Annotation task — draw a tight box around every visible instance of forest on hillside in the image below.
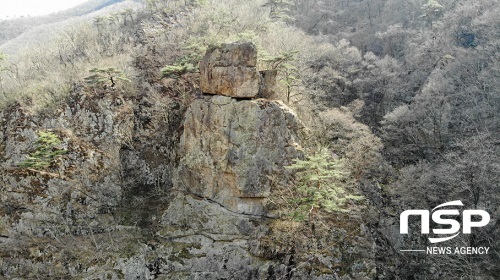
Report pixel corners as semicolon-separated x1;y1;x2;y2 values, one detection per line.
0;0;498;279
288;0;500;277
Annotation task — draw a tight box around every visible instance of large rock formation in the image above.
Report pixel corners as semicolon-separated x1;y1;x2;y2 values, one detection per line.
0;43;376;279
177;95;304;215
200;42;277;99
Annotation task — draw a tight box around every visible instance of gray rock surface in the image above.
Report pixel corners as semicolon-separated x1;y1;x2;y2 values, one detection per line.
200;42;260;98
0;90;376;279
259;70;278;99
177;95;304;215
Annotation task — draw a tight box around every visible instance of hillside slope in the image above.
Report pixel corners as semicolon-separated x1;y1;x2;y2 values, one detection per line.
0;0;498;279
0;0;378;278
0;0;140;55
289;0;500;278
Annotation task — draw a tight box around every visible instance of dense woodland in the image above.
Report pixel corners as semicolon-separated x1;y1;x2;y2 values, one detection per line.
0;0;498;279
288;0;499;278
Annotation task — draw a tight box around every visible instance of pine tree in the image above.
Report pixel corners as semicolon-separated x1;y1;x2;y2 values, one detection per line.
18;131;67;170
262;49;300;103
286;148;364;220
84;67;131;88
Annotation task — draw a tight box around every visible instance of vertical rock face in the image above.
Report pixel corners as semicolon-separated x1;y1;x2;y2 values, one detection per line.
200;42;260;98
177;95;304;215
259;69;278;99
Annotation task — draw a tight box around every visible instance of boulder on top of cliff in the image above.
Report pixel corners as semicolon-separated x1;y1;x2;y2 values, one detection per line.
199;42;260;98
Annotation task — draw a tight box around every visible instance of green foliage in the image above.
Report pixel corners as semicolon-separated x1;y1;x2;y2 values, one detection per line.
161;63;198;78
84;67;131;88
286;148;364;221
262;0;294;21
262;49;298;70
161;43;206;78
262;49;300;103
280;63;300;103
145;0;205;15
18;131;67;170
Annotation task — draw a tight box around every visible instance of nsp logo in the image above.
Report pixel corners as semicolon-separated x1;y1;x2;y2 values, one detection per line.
400;200;490;243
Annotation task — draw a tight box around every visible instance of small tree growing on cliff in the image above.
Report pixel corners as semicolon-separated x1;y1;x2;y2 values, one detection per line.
262;49;301;103
286;148;364;221
84;67;131;88
18;131;67;170
161;42;205;78
262;0;294;21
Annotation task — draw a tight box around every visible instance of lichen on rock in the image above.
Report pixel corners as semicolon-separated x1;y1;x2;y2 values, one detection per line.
177;95;304;215
200;42;260;98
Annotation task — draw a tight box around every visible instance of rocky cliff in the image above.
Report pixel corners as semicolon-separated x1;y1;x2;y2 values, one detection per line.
0;42;375;279
178;95;303;215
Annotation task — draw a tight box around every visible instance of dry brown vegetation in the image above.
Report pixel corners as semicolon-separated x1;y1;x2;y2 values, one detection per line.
0;0;498;278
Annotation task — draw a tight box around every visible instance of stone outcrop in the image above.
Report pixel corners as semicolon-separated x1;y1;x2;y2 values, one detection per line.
177;95;304;215
258;69;277;99
200;42;277;99
0;42;376;279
